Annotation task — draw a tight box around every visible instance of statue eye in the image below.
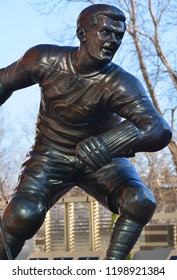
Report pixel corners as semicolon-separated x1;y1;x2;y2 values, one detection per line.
102;30;109;36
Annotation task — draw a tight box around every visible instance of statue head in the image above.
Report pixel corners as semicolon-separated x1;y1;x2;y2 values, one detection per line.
76;4;126;63
77;4;126;34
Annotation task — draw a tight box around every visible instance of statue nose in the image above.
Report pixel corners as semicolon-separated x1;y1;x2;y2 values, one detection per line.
110;32;117;41
109;33;119;46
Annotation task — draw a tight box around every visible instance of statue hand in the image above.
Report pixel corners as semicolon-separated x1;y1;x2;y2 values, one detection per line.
76;136;112;171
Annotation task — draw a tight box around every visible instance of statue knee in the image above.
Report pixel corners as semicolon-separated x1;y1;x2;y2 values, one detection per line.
119;180;156;225
2;192;47;240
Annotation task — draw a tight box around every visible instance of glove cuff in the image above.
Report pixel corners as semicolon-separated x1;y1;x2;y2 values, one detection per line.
99;120;142;158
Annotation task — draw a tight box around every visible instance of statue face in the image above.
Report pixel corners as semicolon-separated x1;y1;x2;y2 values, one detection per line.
84;15;125;63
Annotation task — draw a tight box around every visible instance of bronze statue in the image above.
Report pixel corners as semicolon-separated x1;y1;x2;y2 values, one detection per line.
0;4;172;259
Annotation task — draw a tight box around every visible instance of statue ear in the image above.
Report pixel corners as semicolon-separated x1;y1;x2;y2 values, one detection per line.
77;27;86;42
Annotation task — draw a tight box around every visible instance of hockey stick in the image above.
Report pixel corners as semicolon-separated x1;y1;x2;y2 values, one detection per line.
0;216;12;260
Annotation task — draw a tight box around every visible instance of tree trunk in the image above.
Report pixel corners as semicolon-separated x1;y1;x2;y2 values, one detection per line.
168;140;177;174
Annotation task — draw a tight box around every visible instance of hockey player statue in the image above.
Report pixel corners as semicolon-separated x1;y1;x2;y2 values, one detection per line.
0;4;172;259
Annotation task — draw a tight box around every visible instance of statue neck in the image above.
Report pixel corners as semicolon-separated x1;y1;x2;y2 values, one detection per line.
71;47;111;76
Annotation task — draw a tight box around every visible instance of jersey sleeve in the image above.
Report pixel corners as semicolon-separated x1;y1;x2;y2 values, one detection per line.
0;45;46;106
98;72;172;157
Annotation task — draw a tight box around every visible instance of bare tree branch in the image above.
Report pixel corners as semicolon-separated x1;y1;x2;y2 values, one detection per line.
148;0;177;90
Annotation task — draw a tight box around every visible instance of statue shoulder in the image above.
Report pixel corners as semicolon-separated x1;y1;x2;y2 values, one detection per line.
19;44;74;68
110;63;145;96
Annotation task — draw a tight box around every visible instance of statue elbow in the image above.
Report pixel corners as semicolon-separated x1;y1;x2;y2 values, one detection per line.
150;120;172;151
139;116;172;152
158;123;172;148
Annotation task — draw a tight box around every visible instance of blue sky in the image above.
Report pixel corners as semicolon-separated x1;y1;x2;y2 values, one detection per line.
1;0;55;116
1;0;53;65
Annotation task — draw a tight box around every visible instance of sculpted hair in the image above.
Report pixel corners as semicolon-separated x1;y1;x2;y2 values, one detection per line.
77;4;126;32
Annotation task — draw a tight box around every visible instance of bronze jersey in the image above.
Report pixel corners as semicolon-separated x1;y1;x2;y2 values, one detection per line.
0;44;170;155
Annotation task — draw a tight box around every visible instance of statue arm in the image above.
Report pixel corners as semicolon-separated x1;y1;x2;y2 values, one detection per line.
76;78;172;170
103;78;172;157
0;45;46;106
98;114;172;158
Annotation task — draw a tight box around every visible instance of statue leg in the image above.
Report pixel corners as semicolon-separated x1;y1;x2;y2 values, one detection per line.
105;180;156;260
78;158;156;260
0;192;47;259
0;144;76;260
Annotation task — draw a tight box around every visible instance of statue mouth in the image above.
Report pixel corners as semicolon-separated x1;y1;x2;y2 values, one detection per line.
101;47;115;60
103;46;114;52
102;44;117;55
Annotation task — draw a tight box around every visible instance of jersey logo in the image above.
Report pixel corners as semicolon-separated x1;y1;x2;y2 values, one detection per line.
51;101;91;125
